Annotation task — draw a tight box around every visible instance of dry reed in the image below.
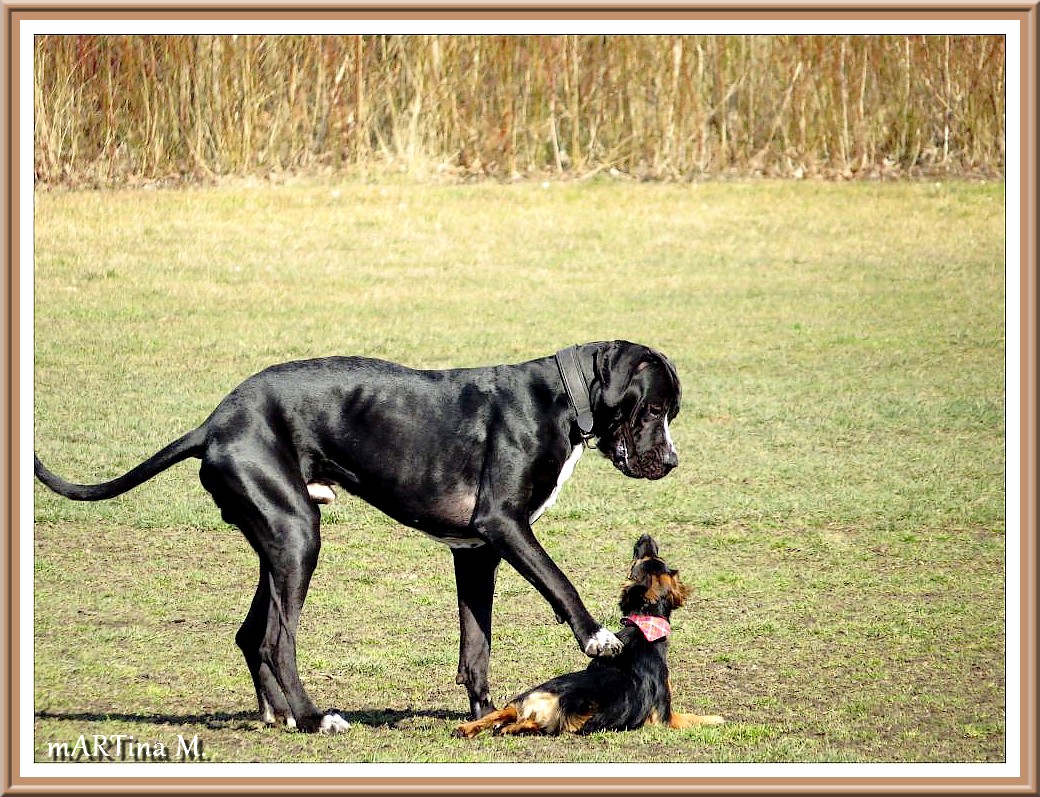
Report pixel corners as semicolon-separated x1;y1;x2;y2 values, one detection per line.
33;34;1005;185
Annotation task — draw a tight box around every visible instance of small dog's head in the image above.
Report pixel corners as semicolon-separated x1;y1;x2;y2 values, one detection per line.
619;534;688;618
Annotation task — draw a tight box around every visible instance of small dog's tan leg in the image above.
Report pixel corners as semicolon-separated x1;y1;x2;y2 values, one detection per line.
669;712;725;729
495;717;545;736
454;705;518;738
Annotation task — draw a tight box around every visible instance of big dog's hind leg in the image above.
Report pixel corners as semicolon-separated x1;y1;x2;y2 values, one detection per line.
201;456;348;734
237;565;295;727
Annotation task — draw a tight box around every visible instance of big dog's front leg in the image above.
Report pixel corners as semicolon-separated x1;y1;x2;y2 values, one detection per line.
452;544;501;719
477;511;622;659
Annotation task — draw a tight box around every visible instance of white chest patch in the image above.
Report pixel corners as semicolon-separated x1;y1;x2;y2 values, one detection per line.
529;444;584;524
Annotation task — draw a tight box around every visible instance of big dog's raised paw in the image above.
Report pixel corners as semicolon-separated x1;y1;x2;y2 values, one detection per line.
583;627;623;657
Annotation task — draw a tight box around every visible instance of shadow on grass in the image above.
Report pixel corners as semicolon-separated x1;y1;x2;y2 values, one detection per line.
35;708;465;730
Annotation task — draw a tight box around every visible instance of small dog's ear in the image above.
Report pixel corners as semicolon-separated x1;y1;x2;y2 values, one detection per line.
667;572;689;610
619;581;648;614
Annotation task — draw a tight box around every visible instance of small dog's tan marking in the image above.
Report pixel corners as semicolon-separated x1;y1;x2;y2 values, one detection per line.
562;711;593;733
648;708;724;728
669;712;726;728
495;717;545;736
454;705;518;738
648;573;686;606
518;691;564;734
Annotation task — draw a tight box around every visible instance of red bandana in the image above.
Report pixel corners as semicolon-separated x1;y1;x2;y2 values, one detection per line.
621;614;671;642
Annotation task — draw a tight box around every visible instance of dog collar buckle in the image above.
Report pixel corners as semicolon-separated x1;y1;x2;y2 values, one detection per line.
576;411;594;440
555;346;596;447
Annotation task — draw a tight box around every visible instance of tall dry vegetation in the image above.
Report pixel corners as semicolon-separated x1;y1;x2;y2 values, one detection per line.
34;34;1005;185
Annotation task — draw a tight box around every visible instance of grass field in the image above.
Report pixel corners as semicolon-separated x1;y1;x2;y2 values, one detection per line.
32;178;1006;765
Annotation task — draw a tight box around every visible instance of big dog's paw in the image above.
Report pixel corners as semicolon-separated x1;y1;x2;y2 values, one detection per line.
318;712;351;734
307;483;337;504
583;627;623;657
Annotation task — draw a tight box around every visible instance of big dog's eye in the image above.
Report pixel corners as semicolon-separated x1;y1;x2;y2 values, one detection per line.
643;404;663;419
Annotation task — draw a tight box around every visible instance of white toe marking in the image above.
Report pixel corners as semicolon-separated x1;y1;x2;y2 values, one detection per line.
530;445;584;524
583;627;623;658
319;713;351;734
307;483;336;504
260;698;277;725
261;697;296;728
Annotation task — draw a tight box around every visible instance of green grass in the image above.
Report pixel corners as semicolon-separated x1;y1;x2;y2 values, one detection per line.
32;179;1006;764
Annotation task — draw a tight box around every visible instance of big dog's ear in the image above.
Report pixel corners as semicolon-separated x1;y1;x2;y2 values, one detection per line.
656;350;682;418
594;341;650;409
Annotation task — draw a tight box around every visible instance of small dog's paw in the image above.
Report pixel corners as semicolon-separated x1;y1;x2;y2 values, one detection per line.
583;627;623;657
318;712;351;734
702;715;725;725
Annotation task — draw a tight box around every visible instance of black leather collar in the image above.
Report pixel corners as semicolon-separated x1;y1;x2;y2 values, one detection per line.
555;346;595;445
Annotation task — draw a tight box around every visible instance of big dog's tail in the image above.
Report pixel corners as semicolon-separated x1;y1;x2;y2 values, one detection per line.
34;426;207;501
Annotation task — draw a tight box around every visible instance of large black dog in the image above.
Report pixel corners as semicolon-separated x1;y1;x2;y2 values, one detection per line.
35;340;681;734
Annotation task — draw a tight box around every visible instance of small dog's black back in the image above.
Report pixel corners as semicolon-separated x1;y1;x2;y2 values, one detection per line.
455;534;724;736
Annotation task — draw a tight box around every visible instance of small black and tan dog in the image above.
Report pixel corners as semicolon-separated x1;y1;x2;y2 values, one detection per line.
455;534;724;737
